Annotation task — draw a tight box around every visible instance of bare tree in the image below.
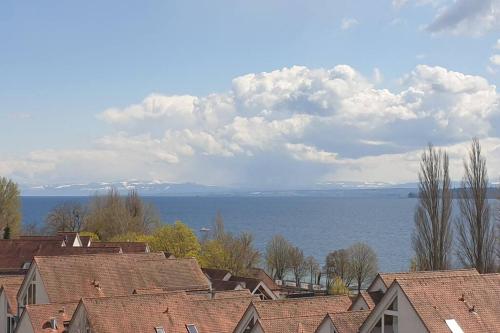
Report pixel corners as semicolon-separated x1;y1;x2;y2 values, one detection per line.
304;256;320;285
324;249;353;288
265;235;291;280
0;177;21;238
412;144;453;271
348;242;378;292
289;246;306;286
44;202;87;234
456;139;496;273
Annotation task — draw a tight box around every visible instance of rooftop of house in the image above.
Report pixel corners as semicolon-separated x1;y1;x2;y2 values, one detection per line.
29;253;211;303
0;275;24;314
75;290;254;333
327;310;370;333
252;295;352;320
350;290;384;310
255;314;325;333
90;241;149;253
394;273;500;333
0;239;122;269
211;279;244;291
377;268;479;288
202;267;232;280
23;301;79;333
246;268;280;291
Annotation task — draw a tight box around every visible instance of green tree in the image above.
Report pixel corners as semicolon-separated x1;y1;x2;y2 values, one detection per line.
329;277;350;296
199;214;260;276
0;177;21;238
148;221;201;258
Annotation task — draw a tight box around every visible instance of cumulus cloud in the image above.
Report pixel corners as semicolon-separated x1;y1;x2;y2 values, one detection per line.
5;64;500;187
425;0;500;36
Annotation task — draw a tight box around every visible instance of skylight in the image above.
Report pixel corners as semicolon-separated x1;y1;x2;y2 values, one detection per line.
445;319;464;333
155;327;166;333
186;324;199;333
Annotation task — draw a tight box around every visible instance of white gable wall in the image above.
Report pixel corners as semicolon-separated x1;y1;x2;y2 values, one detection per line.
0;290;7;333
17;264;49;314
13;311;34;333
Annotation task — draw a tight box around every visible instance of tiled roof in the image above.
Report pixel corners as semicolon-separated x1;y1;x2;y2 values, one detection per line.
229;275;261;291
0;275;24;314
0;240;121;269
79;236;92;247
378;268;479;288
395;273;500;333
90;241;149;253
211;279;243;291
257;314;325;333
32;253;210;303
24;302;78;333
247;268;280;291
78;291;254;333
132;288;252;300
202;267;231;280
328;310;370;333
351;290;383;310
253;295;352;319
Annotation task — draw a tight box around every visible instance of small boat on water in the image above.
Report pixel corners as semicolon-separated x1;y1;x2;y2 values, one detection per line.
200;227;210;232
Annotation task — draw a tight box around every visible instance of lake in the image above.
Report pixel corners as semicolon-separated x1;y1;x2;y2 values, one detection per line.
21;196;418;272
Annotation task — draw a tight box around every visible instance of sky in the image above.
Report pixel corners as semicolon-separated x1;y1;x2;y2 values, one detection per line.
1;0;500;188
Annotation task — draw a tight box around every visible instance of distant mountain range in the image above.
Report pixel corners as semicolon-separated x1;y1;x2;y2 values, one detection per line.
20;180;419;197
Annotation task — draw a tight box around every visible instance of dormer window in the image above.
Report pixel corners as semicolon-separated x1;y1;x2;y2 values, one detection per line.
186;324;199;333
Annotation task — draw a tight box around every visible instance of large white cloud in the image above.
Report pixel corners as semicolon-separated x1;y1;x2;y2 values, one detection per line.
4;64;500;187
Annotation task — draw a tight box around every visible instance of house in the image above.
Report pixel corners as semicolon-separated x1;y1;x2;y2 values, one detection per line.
315;310;370;333
233;295;352;333
359;271;500;333
15;302;78;333
20;232;83;248
16;252;210;312
89;241;150;253
202;268;278;300
0;240;122;271
68;290;255;333
350;268;479;311
0;276;24;333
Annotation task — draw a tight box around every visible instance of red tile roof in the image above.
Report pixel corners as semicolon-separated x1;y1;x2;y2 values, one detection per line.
76;291;254;333
0;240;121;269
24;302;78;333
328;310;370;333
202;267;232;280
90;241;149;253
253;295;352;320
377;268;479;288
395;273;500;333
350;290;383;310
256;314;326;333
247;268;281;291
31;253;210;303
0;275;24;314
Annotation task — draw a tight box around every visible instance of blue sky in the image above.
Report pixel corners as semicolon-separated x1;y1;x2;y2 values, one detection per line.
1;0;500;187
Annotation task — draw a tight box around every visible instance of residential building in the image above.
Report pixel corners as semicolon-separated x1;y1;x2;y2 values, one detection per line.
68;291;254;333
316;310;370;333
233;295;352;333
15;302;78;333
0;276;24;333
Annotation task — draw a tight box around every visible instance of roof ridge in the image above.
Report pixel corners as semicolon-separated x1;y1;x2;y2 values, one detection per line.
380;268;477;275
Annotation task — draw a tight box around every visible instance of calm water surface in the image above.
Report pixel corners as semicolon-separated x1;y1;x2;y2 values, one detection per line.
21;196;417;272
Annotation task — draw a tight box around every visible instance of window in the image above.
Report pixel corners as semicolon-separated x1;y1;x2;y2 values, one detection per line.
186;324;199;333
27;281;36;304
7;315;15;333
155;327;166;333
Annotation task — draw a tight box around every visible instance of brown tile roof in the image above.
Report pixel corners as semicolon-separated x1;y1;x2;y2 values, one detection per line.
229;275;262;291
253;295;352;320
211;279;243;291
90;241;149;253
32;253;210;303
0;275;24;314
77;291;254;333
24;302;78;333
0;240;121;269
257;314;325;333
247;268;281;291
350;290;383;310
79;236;92;247
395;273;500;333
378;268;479;288
328;310;370;333
132;288;252;300
202;267;231;280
